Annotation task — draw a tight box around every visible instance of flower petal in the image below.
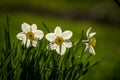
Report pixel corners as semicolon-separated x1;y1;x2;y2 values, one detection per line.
34;30;44;40
89;32;96;38
54;26;62;36
86;27;92;38
45;33;56;42
89;46;95;55
31;24;37;32
26;39;31;48
32;40;38;47
17;32;26;46
56;45;66;55
16;32;26;40
22;23;30;33
82;40;89;43
47;43;57;50
84;44;89;52
62;30;73;39
63;41;72;48
22;37;26;46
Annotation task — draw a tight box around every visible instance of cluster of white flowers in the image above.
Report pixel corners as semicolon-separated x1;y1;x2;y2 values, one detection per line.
17;23;96;55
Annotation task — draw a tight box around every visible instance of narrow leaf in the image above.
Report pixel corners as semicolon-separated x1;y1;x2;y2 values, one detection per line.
41;20;50;33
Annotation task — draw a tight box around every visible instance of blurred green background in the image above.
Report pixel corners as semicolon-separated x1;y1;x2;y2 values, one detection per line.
0;0;120;80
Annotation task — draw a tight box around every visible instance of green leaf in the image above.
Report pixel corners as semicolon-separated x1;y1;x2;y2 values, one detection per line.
1;48;13;68
3;12;11;54
41;20;50;33
88;61;100;69
86;54;92;61
78;62;83;71
85;61;90;68
74;30;84;53
82;69;88;75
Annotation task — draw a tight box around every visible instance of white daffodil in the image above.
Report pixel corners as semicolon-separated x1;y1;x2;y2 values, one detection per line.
45;26;73;55
17;23;44;48
82;27;96;55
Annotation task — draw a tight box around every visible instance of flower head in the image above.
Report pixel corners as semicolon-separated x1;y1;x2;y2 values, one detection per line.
17;23;44;48
45;26;73;55
82;27;96;55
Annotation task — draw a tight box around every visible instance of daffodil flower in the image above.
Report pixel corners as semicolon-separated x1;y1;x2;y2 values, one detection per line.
17;23;44;48
82;27;96;55
45;26;73;55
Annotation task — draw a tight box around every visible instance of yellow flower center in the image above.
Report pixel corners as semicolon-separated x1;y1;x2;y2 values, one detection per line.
90;37;96;47
55;36;64;45
26;32;35;40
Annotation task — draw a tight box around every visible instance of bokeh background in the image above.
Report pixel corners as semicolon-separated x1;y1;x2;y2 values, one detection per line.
0;0;120;80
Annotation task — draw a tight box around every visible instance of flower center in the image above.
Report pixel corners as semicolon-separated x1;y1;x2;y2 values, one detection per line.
26;32;35;40
55;36;64;45
90;37;96;47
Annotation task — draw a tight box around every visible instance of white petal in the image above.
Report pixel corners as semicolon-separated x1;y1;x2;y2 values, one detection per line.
89;32;96;38
84;44;89;52
63;41;72;48
26;39;31;48
22;37;26;46
31;24;37;32
45;33;56;42
62;30;73;39
47;43;57;50
89;46;95;55
32;40;38;47
16;32;26;40
56;45;66;55
34;30;44;40
21;23;30;33
86;27;92;38
54;26;62;36
82;40;89;43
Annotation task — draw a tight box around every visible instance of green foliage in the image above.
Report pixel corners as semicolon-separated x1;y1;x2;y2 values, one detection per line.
0;14;99;80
